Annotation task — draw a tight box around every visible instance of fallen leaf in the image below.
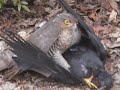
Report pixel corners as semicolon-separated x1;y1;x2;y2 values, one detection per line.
18;31;30;40
47;7;62;19
108;9;117;22
93;25;113;35
79;4;95;14
97;0;118;12
109;0;119;12
117;38;120;42
89;12;97;21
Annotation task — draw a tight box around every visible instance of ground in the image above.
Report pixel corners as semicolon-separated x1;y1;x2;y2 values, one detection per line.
0;0;120;90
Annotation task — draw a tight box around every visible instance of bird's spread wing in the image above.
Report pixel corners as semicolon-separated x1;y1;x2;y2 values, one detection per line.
1;30;77;84
57;0;107;62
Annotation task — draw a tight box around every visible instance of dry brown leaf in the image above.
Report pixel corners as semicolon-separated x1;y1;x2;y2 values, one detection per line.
79;4;95;14
109;0;118;12
108;9;117;22
47;0;56;8
48;8;62;19
89;12;97;21
97;0;118;12
93;25;113;35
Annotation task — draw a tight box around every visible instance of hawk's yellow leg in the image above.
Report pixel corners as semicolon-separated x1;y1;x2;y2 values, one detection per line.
84;75;98;89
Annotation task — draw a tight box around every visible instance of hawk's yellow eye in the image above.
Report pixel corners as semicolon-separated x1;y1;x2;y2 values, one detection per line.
64;20;71;25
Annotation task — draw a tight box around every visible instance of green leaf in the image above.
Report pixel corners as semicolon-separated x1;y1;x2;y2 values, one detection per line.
0;0;4;4
12;0;18;5
0;0;5;5
0;0;6;9
21;5;30;12
21;1;28;5
4;0;7;4
0;3;2;8
18;3;21;12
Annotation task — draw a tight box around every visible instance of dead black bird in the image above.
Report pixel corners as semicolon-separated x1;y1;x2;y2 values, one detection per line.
57;0;107;63
1;30;112;90
64;43;113;90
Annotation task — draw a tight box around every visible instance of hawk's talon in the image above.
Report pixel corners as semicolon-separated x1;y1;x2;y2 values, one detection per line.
84;75;98;89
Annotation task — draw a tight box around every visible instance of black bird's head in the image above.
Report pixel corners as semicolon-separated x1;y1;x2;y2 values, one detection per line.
70;63;90;80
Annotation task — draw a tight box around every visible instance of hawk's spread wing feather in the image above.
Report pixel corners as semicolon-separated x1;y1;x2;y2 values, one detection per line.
1;30;78;84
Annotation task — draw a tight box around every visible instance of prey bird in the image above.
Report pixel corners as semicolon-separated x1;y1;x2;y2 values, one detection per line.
1;30;113;90
64;43;113;90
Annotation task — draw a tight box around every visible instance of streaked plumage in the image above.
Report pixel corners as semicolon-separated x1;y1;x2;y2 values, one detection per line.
29;13;81;71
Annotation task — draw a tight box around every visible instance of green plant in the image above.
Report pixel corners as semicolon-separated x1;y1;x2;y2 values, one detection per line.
0;0;30;12
0;0;7;8
12;0;30;12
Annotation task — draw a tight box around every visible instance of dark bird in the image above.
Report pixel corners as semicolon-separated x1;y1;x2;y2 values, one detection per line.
1;30;113;90
57;0;107;63
63;43;113;90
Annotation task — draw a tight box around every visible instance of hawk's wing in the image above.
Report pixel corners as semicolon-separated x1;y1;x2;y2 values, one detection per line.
1;30;77;84
29;18;61;54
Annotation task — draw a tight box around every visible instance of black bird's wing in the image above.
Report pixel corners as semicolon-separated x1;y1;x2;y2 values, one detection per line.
57;0;107;62
1;30;77;84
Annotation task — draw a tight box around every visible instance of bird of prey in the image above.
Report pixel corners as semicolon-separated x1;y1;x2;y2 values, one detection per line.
29;13;81;71
56;0;110;88
0;0;110;89
26;1;108;88
1;30;113;90
57;0;107;63
28;7;107;72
